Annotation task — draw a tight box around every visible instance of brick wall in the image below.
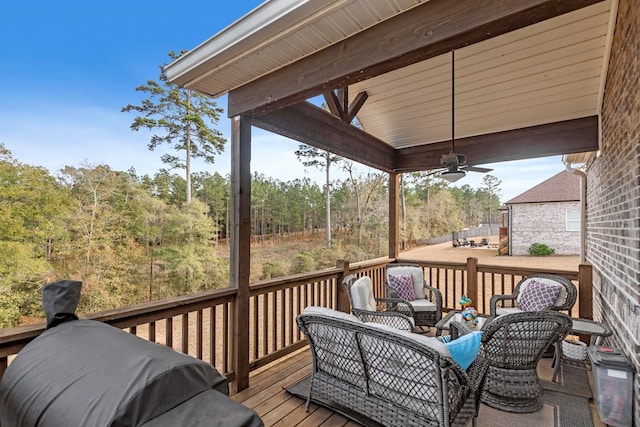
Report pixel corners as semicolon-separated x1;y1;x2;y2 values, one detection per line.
510;202;581;255
586;0;640;423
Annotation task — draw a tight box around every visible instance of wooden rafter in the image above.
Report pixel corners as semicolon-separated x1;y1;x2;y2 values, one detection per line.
347;91;368;124
322;90;342;119
322;88;368;125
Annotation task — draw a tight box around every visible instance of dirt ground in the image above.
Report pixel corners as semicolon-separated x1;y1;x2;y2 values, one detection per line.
400;236;580;271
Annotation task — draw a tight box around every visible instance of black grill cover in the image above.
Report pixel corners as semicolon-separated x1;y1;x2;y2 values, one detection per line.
0;281;263;427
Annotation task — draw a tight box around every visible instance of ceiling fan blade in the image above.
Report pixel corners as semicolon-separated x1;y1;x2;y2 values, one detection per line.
465;166;493;173
392;167;444;174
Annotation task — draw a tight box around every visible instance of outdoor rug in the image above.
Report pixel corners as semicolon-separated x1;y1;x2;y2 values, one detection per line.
285;375;593;427
284;376;384;427
540;365;593;398
477;389;593;427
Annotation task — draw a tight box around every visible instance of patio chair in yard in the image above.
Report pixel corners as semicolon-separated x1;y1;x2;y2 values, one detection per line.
342;274;415;332
489;273;577;317
385;264;443;331
466;311;572;413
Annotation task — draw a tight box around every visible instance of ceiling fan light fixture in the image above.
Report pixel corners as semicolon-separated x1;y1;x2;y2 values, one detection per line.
440;169;466;183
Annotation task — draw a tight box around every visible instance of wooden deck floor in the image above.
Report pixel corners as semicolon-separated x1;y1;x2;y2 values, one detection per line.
231;348;358;426
231;346;605;427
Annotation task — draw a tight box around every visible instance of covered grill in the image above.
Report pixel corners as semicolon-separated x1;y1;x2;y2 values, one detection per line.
0;280;263;427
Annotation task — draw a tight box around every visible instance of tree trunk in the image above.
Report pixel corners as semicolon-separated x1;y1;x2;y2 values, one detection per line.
325;162;331;248
149;255;153;301
400;176;406;249
185;91;192;203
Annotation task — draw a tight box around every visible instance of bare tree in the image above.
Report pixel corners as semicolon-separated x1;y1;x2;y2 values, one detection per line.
295;145;341;248
480;175;502;225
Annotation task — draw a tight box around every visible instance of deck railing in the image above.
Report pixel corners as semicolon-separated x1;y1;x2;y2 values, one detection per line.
246;257;389;373
0;257;591;390
395;257;589;317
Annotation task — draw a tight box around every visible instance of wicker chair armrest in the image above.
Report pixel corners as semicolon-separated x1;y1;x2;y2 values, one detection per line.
423;283;443;321
423;283;443;304
444;356;475;416
383;281;398;297
384;282;423;304
467;356;489;392
489;293;517;316
375;297;415;318
351;308;414;332
448;320;473;340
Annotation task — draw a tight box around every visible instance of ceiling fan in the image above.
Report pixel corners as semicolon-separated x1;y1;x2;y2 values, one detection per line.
432;50;492;183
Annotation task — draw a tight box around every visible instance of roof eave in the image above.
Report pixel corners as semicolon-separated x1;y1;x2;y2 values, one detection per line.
164;0;317;95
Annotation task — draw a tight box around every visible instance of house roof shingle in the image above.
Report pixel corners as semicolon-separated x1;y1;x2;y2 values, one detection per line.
506;171;581;204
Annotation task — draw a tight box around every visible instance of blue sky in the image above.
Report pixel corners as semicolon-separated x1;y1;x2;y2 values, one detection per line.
0;0;567;202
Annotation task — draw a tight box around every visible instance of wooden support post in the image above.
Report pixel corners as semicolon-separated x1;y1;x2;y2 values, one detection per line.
578;264;593;320
466;257;479;310
336;260;351;313
576;264;594;343
0;356;7;382
230;115;251;393
389;173;400;259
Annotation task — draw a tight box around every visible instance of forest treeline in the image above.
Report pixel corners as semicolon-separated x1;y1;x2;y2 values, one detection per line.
0;144;501;328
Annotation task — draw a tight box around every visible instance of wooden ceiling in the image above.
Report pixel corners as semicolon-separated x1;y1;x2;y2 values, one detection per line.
165;0;616;173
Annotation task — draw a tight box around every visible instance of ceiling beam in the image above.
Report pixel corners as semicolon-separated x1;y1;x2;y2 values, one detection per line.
228;0;604;117
252;102;396;172
394;116;599;172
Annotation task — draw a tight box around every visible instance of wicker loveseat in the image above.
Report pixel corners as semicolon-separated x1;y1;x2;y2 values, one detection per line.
296;306;478;427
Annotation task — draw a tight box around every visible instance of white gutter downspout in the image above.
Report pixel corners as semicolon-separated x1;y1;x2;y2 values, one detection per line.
508;204;513;256
564;162;587;263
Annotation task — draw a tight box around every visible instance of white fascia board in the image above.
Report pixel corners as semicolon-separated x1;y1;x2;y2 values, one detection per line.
164;0;319;91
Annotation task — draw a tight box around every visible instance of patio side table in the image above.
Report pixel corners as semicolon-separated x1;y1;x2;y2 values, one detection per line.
551;317;612;382
435;310;492;338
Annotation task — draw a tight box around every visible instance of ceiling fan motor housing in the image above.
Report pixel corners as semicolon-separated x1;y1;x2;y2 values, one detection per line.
441;152;467;167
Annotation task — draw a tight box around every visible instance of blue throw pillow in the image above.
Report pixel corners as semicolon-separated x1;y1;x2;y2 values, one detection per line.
444;331;483;370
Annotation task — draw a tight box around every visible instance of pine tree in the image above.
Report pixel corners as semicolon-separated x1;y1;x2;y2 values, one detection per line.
122;51;226;203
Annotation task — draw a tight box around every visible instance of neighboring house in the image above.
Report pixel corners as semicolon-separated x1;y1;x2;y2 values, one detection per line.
505;171;581;256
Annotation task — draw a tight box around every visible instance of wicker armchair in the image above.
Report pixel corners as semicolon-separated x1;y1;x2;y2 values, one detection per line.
467;311;572;413
342;274;415;332
384;264;443;330
489;273;577;317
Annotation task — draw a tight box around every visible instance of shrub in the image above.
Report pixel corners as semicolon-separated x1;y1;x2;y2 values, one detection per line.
528;243;555;256
0;290;23;328
498;236;509;256
261;261;287;279
292;252;318;274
